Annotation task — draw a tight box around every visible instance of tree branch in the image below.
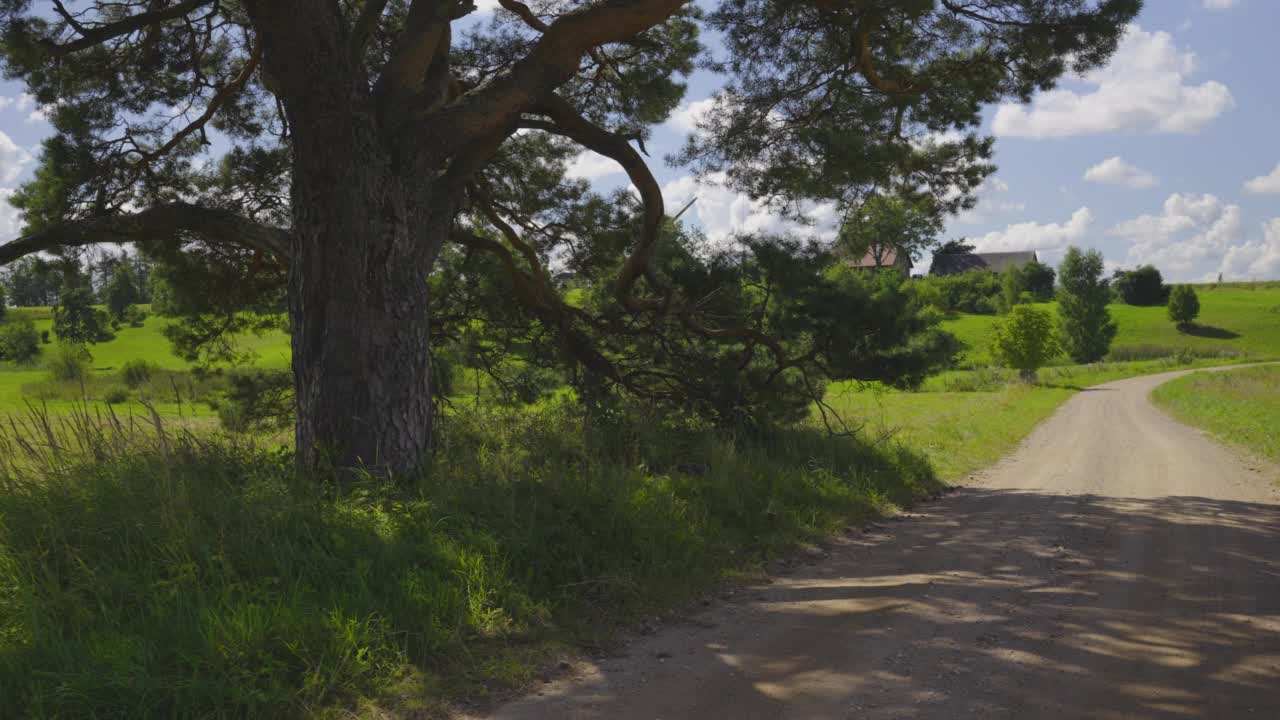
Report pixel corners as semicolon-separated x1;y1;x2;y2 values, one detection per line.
0;204;291;266
523;95;665;312
435;0;688;147
141;43;264;164
349;0;391;57
40;0;214;57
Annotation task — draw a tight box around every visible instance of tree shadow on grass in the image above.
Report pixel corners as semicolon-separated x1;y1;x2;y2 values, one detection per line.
1180;323;1240;339
495;490;1280;719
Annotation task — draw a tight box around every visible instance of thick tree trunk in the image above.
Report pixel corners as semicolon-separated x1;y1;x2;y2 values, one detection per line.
288;115;449;478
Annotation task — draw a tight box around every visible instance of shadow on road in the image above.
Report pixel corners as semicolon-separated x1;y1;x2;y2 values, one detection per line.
502;490;1280;719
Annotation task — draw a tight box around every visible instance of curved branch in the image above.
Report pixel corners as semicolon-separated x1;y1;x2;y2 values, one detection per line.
436;0;688;147
524;95;665;312
0;204;291;266
142;43;264;164
40;0;214;57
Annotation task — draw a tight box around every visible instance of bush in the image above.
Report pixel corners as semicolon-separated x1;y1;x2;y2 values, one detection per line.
47;343;92;382
0;318;41;363
124;304;149;327
120;358;157;387
52;287;108;344
990;305;1060;382
1168;284;1201;329
1113;265;1169;306
40;330;49;344
999;260;1056;311
102;385;130;404
908;270;1003;314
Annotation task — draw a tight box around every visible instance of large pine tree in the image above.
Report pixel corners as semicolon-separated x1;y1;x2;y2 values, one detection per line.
0;0;1139;476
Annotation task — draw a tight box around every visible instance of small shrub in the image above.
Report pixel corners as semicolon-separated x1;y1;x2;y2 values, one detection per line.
991;305;1060;383
40;329;50;344
124;304;149;327
121;358;156;387
0;318;41;363
102;385;130;404
1168;284;1201;329
47;343;92;382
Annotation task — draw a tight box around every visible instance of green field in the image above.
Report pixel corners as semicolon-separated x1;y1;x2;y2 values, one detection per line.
1151;365;1280;462
0;306;290;416
942;285;1280;367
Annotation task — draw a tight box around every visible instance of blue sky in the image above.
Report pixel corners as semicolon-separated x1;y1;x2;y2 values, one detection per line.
2;0;1278;281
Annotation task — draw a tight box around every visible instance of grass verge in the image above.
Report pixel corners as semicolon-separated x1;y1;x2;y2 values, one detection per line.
1151;365;1280;463
0;400;940;718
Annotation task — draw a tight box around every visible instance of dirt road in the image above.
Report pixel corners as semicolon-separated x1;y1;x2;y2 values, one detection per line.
485;367;1280;719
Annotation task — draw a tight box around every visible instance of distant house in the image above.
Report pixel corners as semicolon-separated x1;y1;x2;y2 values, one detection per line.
846;245;913;274
929;250;1037;276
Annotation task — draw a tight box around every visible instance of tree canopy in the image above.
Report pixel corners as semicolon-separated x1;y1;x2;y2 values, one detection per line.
0;0;1140;476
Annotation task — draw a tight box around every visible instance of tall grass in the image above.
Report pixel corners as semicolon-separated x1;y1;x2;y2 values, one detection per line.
0;398;940;717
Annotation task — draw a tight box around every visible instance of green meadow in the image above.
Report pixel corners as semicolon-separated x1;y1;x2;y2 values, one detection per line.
1152;364;1280;462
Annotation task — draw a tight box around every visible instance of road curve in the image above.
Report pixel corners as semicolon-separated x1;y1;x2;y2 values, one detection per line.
483;366;1280;720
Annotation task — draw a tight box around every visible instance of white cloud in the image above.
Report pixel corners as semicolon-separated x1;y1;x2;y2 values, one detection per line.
1083;156;1159;189
1203;0;1235;9
473;0;501;13
660;172;839;249
1244;163;1280;195
0;93;34;112
970;207;1092;253
992;25;1233;138
0;188;22;241
0;130;33;183
952;176;1025;225
666;97;717;133
1111;192;1243;278
565;151;623;181
1217;219;1280;280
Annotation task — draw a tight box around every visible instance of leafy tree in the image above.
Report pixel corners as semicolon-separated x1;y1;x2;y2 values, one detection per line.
991;305;1059;382
1057;247;1117;363
52;286;105;346
1167;284;1200;329
1113;264;1168;305
838;194;942;268
105;263;141;320
0;0;1138;477
1021;261;1057;302
935;238;976;256
0;317;40;363
0;257;60;306
0;282;6;320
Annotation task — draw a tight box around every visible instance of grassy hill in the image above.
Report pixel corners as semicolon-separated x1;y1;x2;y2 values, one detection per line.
942;284;1280;367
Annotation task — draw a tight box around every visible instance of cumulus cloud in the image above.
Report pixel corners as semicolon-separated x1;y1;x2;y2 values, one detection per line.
1244;163;1280;195
1083;156;1160;189
1111;193;1243;278
0;130;33;184
951;176;1026;225
0;188;22;241
660;172;839;249
969;207;1093;254
1217;219;1280;280
992;25;1233;138
565;151;623;181
1203;0;1235;9
666;97;717;133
